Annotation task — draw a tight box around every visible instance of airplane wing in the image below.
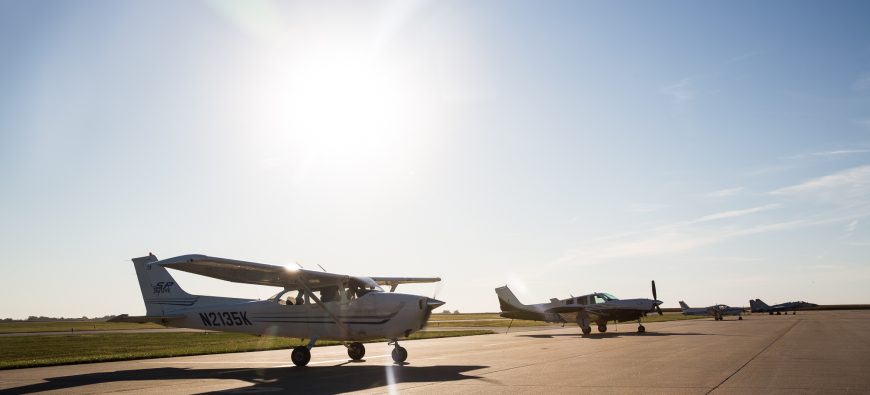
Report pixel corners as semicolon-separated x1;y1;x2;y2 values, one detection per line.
370;277;441;292
157;254;349;288
107;313;185;324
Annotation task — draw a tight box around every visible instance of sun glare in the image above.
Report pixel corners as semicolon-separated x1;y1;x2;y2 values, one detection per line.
239;38;430;189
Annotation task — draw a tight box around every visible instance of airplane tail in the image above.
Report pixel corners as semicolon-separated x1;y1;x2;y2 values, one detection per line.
750;298;770;312
495;286;527;312
679;301;690;310
132;254;199;316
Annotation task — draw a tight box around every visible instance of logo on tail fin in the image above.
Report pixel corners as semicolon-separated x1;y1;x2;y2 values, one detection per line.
152;281;175;294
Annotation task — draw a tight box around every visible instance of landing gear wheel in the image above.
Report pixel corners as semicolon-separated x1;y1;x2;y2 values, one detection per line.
776;312;781;315
597;325;607;333
291;346;311;367
347;342;365;361
637;325;646;334
738;316;743;320
391;346;408;363
581;326;592;335
769;312;773;315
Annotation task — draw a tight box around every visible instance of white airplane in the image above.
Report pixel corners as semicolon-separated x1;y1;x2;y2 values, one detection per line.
111;253;444;366
679;301;744;320
495;281;663;334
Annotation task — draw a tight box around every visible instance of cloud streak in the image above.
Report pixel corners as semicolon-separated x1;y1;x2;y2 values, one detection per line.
783;149;870;159
689;204;781;223
703;187;744;198
771;165;870;197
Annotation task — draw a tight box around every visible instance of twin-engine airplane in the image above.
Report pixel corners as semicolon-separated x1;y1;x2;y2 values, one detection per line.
495;281;663;334
679;301;744;320
111;253;444;366
749;298;817;315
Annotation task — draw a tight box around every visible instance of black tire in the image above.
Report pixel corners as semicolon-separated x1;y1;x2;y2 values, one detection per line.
391;346;408;363
738;316;743;320
597;325;607;333
581;326;592;335
769;312;773;315
348;342;365;360
291;346;311;367
637;325;646;334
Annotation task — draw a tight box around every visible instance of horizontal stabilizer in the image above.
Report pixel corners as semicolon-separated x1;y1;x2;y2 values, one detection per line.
107;314;185;324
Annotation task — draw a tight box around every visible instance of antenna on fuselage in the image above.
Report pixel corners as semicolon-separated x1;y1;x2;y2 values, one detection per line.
317;264;327;272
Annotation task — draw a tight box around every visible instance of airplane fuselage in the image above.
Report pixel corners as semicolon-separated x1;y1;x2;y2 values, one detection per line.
158;292;432;341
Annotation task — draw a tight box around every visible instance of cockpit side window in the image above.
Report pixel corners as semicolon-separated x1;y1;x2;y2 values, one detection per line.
271;289;306;306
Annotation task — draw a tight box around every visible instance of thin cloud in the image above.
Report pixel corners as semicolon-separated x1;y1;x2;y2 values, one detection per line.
783;149;870;159
690;204;781;224
627;203;668;213
704;187;744;198
661;77;696;102
771;165;870;196
847;220;858;233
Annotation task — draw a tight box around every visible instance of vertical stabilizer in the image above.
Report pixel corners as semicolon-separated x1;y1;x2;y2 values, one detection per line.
495;286;527;312
679;301;690;310
132;254;198;315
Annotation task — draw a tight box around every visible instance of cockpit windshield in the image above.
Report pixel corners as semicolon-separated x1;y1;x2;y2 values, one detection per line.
346;276;384;299
600;293;618;301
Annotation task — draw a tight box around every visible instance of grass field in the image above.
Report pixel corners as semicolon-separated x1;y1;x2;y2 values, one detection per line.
0;330;493;370
0;321;165;334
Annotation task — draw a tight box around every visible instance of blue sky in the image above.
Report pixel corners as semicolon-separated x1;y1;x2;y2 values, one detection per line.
1;1;869;318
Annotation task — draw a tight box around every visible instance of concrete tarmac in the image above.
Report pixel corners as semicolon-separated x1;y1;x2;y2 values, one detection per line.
1;311;868;394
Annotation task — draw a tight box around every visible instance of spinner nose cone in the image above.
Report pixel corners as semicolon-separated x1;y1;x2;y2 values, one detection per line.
427;298;446;309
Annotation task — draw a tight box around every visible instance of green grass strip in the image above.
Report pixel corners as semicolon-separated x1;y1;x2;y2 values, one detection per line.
0;330;492;370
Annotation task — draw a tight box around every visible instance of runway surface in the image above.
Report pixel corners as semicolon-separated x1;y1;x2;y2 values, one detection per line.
1;311;868;394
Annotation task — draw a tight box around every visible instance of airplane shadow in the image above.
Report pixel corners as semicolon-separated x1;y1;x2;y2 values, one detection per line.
2;364;487;394
520;332;709;339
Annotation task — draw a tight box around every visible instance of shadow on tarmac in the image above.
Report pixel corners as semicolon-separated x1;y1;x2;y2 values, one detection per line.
520;332;710;339
2;364;487;394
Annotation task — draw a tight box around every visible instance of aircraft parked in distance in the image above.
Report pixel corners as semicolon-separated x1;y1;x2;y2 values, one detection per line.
679;301;744;320
111;253;443;366
495;281;663;334
749;299;818;315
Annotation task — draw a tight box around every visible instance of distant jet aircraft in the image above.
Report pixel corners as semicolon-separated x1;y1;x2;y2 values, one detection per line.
111;253;443;366
749;299;818;315
679;301;744;320
495;281;663;334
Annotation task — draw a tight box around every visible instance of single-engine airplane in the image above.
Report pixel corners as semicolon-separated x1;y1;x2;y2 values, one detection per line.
495;281;663;334
111;253;444;366
679;301;744;320
749;298;817;315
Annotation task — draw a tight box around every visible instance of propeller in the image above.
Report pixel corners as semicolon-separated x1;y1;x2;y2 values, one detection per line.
421;282;445;329
651;280;663;316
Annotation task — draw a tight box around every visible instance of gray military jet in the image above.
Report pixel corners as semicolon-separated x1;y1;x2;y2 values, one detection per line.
495;281;663;334
749;298;818;315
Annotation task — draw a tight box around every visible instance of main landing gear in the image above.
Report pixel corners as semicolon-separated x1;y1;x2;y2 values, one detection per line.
637;317;646;334
389;339;408;363
347;342;365;361
291;337;319;367
291;346;311;367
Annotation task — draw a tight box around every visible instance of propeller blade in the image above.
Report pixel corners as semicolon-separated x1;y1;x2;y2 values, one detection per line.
651;280;657;301
656;305;663;316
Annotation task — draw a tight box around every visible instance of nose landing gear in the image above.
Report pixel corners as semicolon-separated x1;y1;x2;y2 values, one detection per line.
388;339;408;363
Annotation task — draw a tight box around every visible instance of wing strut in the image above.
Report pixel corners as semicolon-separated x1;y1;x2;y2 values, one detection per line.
296;274;349;336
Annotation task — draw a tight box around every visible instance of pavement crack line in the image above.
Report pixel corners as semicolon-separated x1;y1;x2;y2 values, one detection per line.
705;319;800;394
